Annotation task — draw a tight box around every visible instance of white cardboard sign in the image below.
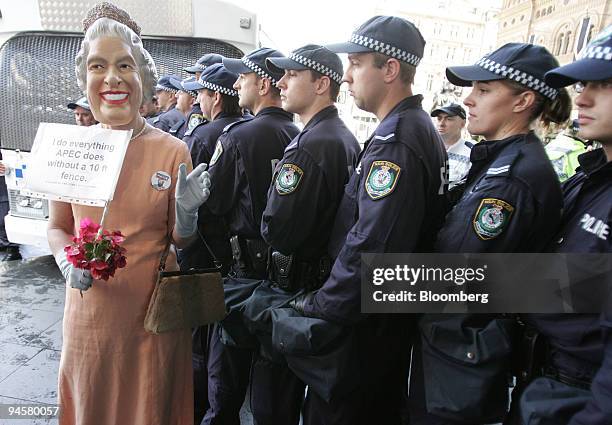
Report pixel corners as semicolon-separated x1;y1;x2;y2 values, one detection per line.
24;123;131;206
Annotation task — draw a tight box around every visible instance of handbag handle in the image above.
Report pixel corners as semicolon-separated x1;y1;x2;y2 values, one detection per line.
158;229;222;271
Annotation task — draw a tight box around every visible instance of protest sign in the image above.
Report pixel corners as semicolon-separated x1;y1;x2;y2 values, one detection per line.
24;123;130;206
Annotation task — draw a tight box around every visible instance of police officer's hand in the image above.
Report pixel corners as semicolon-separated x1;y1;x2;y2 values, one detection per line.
55;253;93;292
176;163;211;213
289;291;317;315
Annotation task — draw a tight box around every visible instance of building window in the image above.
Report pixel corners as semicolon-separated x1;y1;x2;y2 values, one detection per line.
427;74;434;91
587;24;595;43
563;31;572;54
556;33;565;55
536;10;540;18
547;6;553;14
521;15;525;21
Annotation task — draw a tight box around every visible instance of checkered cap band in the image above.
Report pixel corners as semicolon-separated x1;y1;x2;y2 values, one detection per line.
288;53;343;85
195;63;208;70
476;57;559;100
349;33;421;66
198;78;238;97
185;89;198;98
581;45;612;61
242;57;278;85
156;85;178;94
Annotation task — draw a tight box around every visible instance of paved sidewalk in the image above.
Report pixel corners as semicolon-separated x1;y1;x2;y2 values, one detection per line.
0;255;63;425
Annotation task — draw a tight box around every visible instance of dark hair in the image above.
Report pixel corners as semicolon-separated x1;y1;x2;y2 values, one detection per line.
502;80;571;129
254;75;281;98
372;52;416;85
204;89;241;116
308;70;341;101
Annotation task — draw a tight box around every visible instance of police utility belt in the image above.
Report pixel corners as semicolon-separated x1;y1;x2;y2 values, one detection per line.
229;235;268;277
269;251;331;292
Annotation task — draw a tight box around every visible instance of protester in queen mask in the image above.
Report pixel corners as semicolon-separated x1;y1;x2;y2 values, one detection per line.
46;3;210;424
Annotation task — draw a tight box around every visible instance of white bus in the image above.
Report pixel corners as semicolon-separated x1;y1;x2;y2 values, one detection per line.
0;0;258;247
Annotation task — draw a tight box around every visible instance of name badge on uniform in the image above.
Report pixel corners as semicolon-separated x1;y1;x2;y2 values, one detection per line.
151;171;171;191
473;198;514;240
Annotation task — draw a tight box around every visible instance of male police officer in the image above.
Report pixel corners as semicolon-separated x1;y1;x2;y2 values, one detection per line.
201;47;299;425
515;27;612;425
168;76;197;140
178;63;245;425
181;53;225;138
67;97;97;126
431;103;472;187
151;74;184;132
240;44;360;425
285;17;447;423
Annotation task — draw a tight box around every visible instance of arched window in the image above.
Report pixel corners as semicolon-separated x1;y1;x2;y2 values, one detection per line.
556;32;564;55
563;31;572;54
547;6;553;14
536;10;540;18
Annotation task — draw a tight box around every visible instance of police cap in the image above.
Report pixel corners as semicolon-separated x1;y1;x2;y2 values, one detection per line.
155;74;181;93
184;53;224;74
182;63;239;97
326;15;425;67
446;43;560;100
545;25;612;87
67;96;91;111
170;76;198;98
431;103;466;120
222;47;285;85
266;44;343;85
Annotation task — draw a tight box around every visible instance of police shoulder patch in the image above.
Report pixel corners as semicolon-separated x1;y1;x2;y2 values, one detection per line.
365;160;401;200
275;163;304;195
188;113;204;131
472;198;515;240
210;140;223;166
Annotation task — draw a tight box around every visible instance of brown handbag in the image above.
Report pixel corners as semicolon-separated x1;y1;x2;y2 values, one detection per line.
144;234;227;334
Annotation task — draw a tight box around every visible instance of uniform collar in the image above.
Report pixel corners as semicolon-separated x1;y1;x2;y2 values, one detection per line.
213;111;242;121
256;106;293;120
470;132;531;163
576;148;612;177
303;105;338;131
380;95;424;123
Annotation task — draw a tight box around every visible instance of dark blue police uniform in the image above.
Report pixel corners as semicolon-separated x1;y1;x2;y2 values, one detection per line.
408;43;565;425
516;29;612;425
247;46;360;425
202;48;299;425
153;105;185;134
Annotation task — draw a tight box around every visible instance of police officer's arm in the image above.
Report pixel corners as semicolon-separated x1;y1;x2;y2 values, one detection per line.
304;143;428;324
261;149;329;254
568;311;612;425
205;137;239;216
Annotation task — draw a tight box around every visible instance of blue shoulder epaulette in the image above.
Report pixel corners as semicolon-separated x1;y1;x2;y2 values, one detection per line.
371;113;399;143
486;151;521;176
222;117;251;134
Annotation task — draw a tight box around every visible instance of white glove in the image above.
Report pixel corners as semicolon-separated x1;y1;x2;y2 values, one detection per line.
55;253;93;291
175;163;211;238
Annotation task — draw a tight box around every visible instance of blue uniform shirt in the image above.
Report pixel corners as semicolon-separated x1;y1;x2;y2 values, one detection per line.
436;132;563;253
170;104;206;142
206;106;299;239
261;105;360;260
186;112;247;166
526;149;612;425
303;95;448;324
152;106;185;134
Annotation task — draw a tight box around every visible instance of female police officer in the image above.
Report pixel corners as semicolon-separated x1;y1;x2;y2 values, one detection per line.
408;43;572;424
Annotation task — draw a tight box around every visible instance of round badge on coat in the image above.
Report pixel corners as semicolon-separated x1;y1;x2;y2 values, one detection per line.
151;171;171;191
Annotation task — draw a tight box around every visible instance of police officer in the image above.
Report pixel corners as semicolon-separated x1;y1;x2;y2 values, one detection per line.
181;53;224;139
177;64;244;425
283;16;447;424
202;47;299;425
514;26;612;425
408;44;572;424
150;74;184;132
67;96;97;126
430;103;472;187
238;44;360;425
168;76;197;140
546;119;587;182
140;95;160;120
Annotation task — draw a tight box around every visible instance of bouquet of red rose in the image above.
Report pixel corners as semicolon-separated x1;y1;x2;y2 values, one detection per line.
64;217;127;281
